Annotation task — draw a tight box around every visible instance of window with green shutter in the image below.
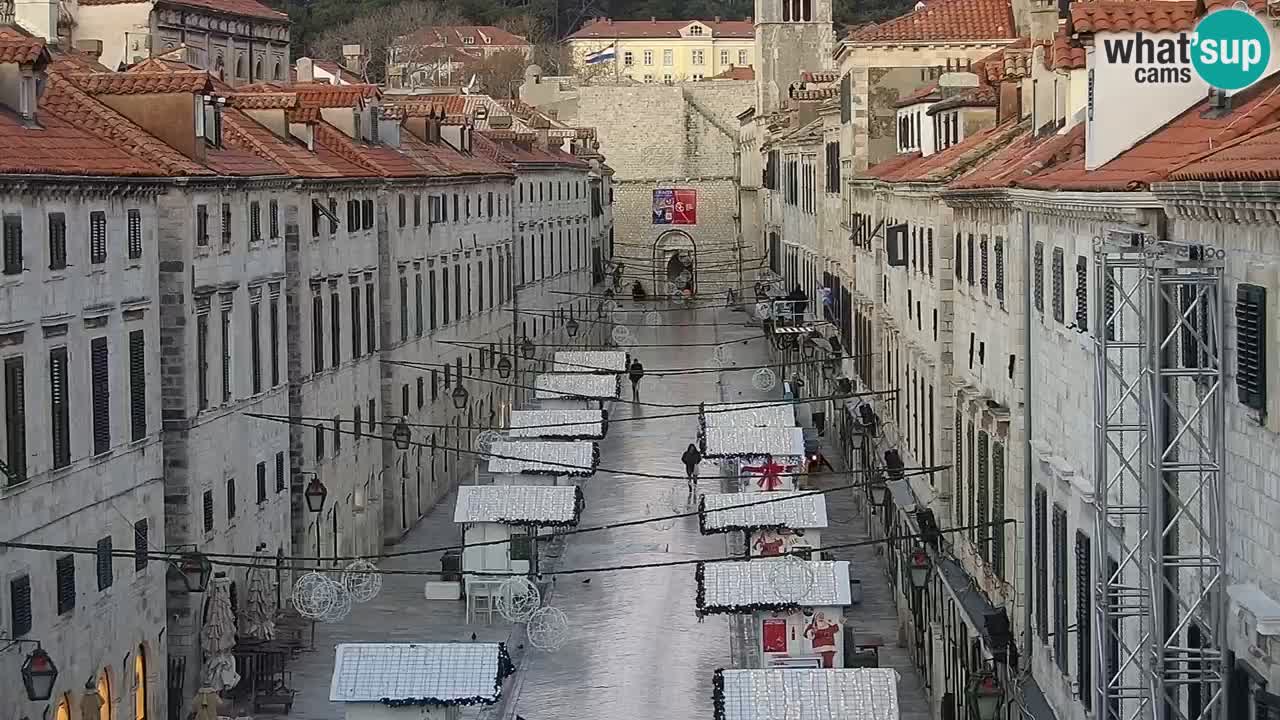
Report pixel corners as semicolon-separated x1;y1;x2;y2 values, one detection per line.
56;554;75;615
96;536;113;590
1076;530;1093;712
91;337;110;455
977;430;989;562
4;356;26;483
9;575;31;635
1236;284;1267;411
129;330;146;441
991;441;1006;579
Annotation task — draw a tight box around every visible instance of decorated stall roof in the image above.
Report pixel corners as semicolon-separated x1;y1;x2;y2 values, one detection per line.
696;560;853;616
702;427;805;459
487;440;599;476
552;350;629;373
712;668;901;720
703;402;796;428
329;642;515;705
453;485;585;526
508;409;607;439
699;491;829;534
534;373;621;400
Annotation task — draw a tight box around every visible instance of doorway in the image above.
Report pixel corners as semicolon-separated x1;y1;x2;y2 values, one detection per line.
653;230;696;296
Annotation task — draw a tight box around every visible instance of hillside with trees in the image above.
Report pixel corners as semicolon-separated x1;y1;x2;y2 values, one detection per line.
269;0;916;83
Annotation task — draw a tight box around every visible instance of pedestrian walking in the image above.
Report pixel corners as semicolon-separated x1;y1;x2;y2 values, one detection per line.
628;358;645;401
681;443;703;497
810;397;827;436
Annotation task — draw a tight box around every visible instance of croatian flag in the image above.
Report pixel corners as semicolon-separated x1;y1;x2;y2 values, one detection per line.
585;43;617;65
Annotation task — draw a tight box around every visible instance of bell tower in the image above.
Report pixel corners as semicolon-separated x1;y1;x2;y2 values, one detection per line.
754;0;835;114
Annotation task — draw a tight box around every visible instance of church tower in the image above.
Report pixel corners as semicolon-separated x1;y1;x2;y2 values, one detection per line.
754;0;835;114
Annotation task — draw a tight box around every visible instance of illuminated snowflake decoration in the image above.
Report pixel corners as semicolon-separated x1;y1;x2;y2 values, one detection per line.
666;281;680;295
525;606;572;651
755;302;772;320
668;483;693;514
601;299;619;316
676;271;692;286
612;325;632;345
342;560;383;603
476;430;503;455
617;334;638;348
645;311;661;326
648;503;674;532
752;368;778;392
496;576;542;623
292;571;338;620
712;345;733;367
766;556;817;603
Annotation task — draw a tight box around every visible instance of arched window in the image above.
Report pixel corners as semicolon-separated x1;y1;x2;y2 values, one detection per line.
254;58;263;80
134;645;148;720
273;61;282;80
235;54;245;78
56;695;72;720
782;0;790;21
802;0;812;20
99;670;113;720
792;0;802;21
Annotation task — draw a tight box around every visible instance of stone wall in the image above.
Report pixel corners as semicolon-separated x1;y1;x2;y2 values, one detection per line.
565;81;754;296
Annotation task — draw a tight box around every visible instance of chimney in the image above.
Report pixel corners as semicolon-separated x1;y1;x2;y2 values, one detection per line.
650;16;656;22
341;44;363;75
14;0;58;42
997;81;1022;124
296;57;314;83
1026;0;1059;43
76;39;104;60
714;15;721;22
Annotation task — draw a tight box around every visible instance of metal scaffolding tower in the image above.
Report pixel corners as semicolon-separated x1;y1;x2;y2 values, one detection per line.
1093;230;1227;720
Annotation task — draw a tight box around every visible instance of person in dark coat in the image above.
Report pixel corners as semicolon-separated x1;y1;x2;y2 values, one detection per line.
632;280;647;302
628;359;645;401
681;443;703;496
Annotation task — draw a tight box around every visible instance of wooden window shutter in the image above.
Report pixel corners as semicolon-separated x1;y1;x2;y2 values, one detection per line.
91;337;110;455
1076;530;1093;711
129;330;146;441
127;209;142;259
133;519;148;571
4;356;26;482
9;575;32;635
1235;284;1267;411
56;554;75;615
96;536;113;590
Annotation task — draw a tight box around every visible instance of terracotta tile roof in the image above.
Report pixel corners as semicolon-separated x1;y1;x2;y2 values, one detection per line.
0;26;49;65
205;120;289;176
227;92;298;109
220;110;361;178
845;0;1016;43
474;132;590;169
380;101;448;120
862;118;1026;182
293;82;380;108
48;50;113;73
927;84;999;114
1045;28;1086;70
801;71;839;83
894;82;941;108
163;0;287;21
947;124;1077;189
1070;1;1198;32
1020;73;1280;190
710;65;754;80
401;131;511;177
397;25;531;49
70;70;213;94
312;121;426;178
567;17;754;40
790;87;838;101
1166;121;1280;181
0;100;163;177
285;106;320;123
975;36;1031;82
40;72;210;176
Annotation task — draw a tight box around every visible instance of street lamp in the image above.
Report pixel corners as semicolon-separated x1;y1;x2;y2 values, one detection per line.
968;671;1004;720
497;355;512;379
566;317;580;338
168;551;213;593
520;336;535;360
884;448;905;480
451;382;470;410
908;546;931;589
821;360;836;381
304;475;328;514
20;646;58;702
392;417;412;451
834;376;853;396
868;481;888;507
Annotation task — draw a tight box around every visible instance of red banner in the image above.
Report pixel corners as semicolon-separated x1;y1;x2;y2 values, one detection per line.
762;618;788;653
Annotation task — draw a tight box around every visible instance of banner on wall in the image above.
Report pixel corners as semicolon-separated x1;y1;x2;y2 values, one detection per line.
652;188;697;225
762;618;788;653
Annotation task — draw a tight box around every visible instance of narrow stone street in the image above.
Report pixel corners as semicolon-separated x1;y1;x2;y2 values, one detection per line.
264;300;932;720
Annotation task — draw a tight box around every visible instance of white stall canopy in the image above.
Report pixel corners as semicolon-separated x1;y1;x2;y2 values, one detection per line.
453;485;583;526
534;373;621;400
697;560;852;615
700;491;829;533
714;668;900;720
328;642;509;705
703;427;805;460
703;401;796;428
487;440;597;477
508;409;606;439
553;350;629;374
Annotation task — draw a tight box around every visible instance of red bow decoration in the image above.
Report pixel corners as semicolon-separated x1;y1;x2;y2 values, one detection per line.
742;460;795;491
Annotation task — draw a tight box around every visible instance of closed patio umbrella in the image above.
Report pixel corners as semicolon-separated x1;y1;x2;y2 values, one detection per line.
242;550;276;641
200;577;241;692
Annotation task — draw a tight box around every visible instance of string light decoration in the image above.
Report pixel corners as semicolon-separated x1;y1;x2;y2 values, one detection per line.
765;555;818;603
645;311;661;326
601;299;619;317
755;302;771;320
342;560;383;603
752;368;778;392
525;606;571;651
666;281;679;295
319;578;354;622
617;334;638;348
712;345;734;367
612;325;632;345
671;290;687;305
495;577;542;623
475;430;503;454
292;571;339;620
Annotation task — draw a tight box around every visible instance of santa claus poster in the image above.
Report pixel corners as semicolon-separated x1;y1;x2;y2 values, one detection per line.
756;608;845;668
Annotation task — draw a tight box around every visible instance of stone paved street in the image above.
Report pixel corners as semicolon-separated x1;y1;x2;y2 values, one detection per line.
259;300;931;720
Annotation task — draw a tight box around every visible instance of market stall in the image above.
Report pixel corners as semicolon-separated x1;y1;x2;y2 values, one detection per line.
453;484;584;591
534;373;622;410
508;409;608;440
552;350;629;374
328;642;515;720
485;440;600;485
711;668;900;720
699;491;829;557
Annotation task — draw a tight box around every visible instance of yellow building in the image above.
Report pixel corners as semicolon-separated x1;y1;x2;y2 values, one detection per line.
566;17;755;83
